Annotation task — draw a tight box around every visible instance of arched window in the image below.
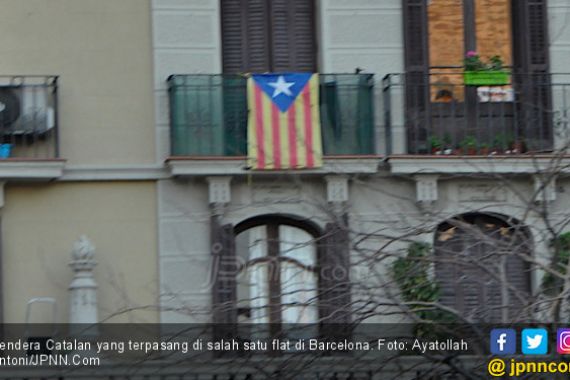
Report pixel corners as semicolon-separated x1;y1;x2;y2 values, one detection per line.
211;213;351;341
235;218;319;324
435;213;532;322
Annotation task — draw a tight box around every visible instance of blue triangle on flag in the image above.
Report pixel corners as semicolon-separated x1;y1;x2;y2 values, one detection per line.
252;73;313;112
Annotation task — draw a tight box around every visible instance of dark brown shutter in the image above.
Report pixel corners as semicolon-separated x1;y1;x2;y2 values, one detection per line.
402;0;430;153
512;0;552;151
319;217;351;339
221;0;316;73
211;216;237;340
221;0;246;73
270;0;317;72
221;0;271;73
435;215;531;322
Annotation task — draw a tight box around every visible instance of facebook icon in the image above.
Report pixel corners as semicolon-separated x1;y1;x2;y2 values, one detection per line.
490;329;516;355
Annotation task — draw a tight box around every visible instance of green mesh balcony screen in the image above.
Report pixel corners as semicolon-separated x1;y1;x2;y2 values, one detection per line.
320;74;374;155
168;74;375;157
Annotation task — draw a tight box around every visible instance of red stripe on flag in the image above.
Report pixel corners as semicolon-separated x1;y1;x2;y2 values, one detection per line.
254;85;265;169
271;103;281;169
288;103;298;168
303;86;314;167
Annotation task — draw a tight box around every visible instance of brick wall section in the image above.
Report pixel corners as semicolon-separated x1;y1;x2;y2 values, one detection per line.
475;0;512;66
427;0;512;101
428;0;465;68
428;0;465;100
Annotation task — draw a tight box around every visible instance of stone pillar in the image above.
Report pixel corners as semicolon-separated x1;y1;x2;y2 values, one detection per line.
69;235;98;326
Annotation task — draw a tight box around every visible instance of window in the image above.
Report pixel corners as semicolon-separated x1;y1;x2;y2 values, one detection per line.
403;0;552;152
236;223;318;324
220;0;317;73
434;213;532;322
211;214;352;337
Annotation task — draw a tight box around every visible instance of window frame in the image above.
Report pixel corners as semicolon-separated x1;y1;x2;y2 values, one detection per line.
235;215;321;326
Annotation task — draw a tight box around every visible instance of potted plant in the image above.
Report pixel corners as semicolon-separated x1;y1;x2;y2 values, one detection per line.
479;143;490;156
453;145;463;156
460;136;478;155
511;139;526;154
504;133;522;154
463;51;509;86
492;134;506;154
442;133;453;155
429;136;442;155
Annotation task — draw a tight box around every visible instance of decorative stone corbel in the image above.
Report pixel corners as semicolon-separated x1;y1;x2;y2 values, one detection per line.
325;175;349;216
325;175;349;203
207;176;232;215
533;174;556;203
414;175;439;210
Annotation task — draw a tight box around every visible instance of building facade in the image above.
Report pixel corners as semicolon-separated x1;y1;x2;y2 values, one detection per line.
153;0;570;327
0;0;569;376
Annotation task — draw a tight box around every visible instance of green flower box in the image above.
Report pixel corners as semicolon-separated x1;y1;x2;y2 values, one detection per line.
463;71;510;86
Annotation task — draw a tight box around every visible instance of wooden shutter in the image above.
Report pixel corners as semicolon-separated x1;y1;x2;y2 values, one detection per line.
270;0;317;72
221;0;316;73
402;0;430;153
512;0;552;151
211;216;238;340
435;215;531;322
319;217;351;339
221;0;271;73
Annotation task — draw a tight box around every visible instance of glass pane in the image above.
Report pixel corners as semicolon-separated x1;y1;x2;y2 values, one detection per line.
428;0;464;69
169;75;225;155
428;0;465;102
475;0;512;67
279;225;318;324
279;225;315;265
236;226;270;323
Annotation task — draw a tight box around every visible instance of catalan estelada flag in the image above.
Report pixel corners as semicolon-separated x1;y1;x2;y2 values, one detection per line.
247;73;323;170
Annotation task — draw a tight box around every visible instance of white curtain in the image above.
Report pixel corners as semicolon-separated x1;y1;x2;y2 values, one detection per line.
279;225;318;324
247;226;269;323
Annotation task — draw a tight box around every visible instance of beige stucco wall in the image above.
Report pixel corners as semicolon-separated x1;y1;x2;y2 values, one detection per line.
0;0;155;165
2;182;158;323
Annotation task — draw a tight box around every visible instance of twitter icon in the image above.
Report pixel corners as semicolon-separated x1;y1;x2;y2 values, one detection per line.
522;328;548;355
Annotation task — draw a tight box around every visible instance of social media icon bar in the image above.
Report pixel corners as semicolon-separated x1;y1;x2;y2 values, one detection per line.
522;328;548;355
557;328;570;354
490;329;516;355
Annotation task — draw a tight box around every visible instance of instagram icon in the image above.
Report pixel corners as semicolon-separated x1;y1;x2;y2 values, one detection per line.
557;329;570;354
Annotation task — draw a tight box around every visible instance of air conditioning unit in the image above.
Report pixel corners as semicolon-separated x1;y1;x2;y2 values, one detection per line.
0;85;55;135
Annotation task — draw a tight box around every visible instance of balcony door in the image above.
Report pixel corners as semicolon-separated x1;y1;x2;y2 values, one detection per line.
403;0;551;154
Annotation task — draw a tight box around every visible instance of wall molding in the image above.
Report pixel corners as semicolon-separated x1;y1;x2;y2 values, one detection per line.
60;165;169;181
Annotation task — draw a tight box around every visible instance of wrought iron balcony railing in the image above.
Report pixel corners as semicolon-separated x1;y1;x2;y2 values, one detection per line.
168;74;375;157
383;71;566;155
0;76;59;159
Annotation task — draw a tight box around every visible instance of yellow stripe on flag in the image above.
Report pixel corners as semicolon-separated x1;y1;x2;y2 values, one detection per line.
261;92;274;169
279;107;290;169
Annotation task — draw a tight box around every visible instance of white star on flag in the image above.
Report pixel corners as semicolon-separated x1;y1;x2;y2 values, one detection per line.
268;76;295;98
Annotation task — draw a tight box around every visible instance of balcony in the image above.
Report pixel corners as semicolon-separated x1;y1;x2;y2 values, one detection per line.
167;74;377;175
0;76;63;179
382;71;566;158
